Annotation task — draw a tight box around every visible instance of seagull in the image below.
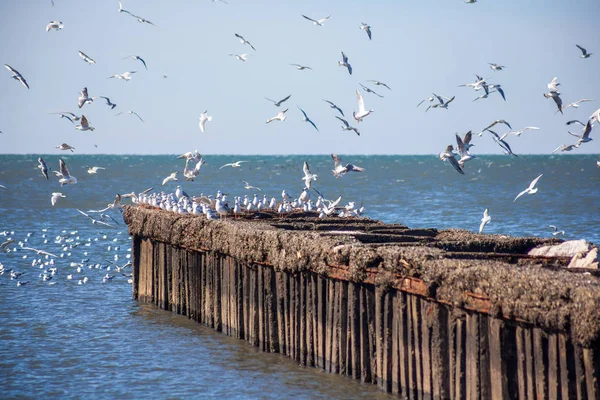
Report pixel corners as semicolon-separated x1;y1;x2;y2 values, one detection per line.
360;22;371;40
549;225;565;236
427;93;455;112
19;246;58;258
177;150;201;161
576;44;592;59
76;209;116;228
439;145;464;175
215;198;233;220
336;116;360;136
289;64;313;71
487;130;521;158
220;161;249;169
338;52;352;75
234;33;256;51
78;87;93;108
56;143;75;152
4;64;29;89
505;127;540;137
183;158;205;181
562;98;595;111
51;192;65;206
58;159;77;186
46;20;63;31
94;96;117;109
417;96;435;108
552;143;580;154
229;53;250;62
479;208;491;234
513;174;543;203
108;71;137;81
353;90;374;122
323;99;344;116
489;63;505;71
265;95;291;107
302;161;318;189
331;154;365;178
266;108;288;123
568;119;593;146
116;110;144;122
455;133;476;167
298;106;319;131
199;111;212;132
122;55;147;69
488;84;506;101
78;51;96;65
458;131;474;150
162;172;178;185
242;181;261;192
473;90;498;102
366;80;391;90
547;77;561;92
359;83;383;98
38;157;49;180
478;119;512;136
75;115;94;131
86;166;105;174
301;14;331;26
50;112;79;123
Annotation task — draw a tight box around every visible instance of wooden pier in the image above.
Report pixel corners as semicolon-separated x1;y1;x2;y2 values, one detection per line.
124;205;600;399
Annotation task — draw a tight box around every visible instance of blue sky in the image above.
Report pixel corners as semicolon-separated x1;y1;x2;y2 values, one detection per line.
1;0;600;155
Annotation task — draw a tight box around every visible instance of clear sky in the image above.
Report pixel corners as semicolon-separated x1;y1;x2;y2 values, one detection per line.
1;0;600;155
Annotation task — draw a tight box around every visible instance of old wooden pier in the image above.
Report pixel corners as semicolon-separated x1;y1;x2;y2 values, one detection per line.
125;205;600;399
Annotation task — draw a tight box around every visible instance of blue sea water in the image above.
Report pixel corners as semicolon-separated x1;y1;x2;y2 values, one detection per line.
0;154;598;398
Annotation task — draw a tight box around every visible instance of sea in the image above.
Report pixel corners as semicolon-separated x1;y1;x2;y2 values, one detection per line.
0;154;598;399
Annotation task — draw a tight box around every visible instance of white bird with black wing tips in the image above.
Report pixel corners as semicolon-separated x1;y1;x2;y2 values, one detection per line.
78;51;96;64
360;23;371;40
234;34;256;51
38;158;49;180
338;52;352;75
298;107;319;131
331;154;365;178
265;95;291;107
576;44;592;59
336;116;360;136
4;64;29;89
301;14;331;26
122;55;147;69
439;145;464;175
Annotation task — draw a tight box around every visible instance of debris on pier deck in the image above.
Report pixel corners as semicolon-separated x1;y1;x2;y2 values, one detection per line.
125;205;600;399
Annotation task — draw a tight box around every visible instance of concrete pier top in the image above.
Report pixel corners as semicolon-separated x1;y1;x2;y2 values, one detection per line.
124;205;600;346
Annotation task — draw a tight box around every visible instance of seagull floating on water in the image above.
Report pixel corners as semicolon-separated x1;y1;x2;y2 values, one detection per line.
4;64;29;89
513;174;543;203
301;14;331;26
46;20;63;31
78;51;96;65
199;111;212;133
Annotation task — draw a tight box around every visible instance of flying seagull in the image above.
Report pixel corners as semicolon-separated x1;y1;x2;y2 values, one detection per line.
199;111;212;132
220;161;249;169
366;80;391;90
107;71;137;81
487;130;521;158
51;192;66;207
242;181;261;191
323;99;344;116
76;209;116;228
95;96;117;109
122;55;147;69
298;106;319;131
479;208;491;234
489;63;505;71
549;225;565;236
478;119;512;136
360;22;371;40
58;159;77;186
338;52;352;75
359;83;383;98
513;174;543;202
576;44;592;59
86;166;105;174
506;127;540;137
162;172;178;185
116;110;144;122
265;94;291;107
78;51;96;64
38;157;49;180
75;115;94;131
331;154;365;178
78;87;93;108
547;77;560;92
552;143;579;154
562;98;595;111
301;14;331;26
50;112;78;124
289;64;313;70
427;93;455;112
46;20;63;31
439;145;464;175
568;119;593;146
544;91;563;114
4;64;29;89
266;108;288;123
302;161;318;189
455;133;476;167
336;116;360;136
229;53;250;62
56;143;75;152
234;33;256;51
417;96;435;108
353;89;374;122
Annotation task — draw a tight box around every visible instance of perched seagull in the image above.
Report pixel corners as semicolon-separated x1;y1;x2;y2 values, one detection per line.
576;44;592;59
56;143;75;152
479;208;491;234
50;112;79;123
58;159;77;186
298;106;319;131
4;64;29;89
489;63;505;71
478;119;512;136
487;130;521;158
234;33;256;51
353;90;374;122
366;80;391;90
162;172;178;185
359;83;383;98
78;87;93;108
242;181;261;192
266;108;288;123
107;71;137;81
122;55;147;69
549;225;565;236
51;192;65;206
547;77;560;93
116;110;144;122
289;64;313;71
95;96;117;109
229;53;250;62
302;161;318;189
568;119;593;146
439;145;464;175
562;98;595;111
199;111;212;133
552;143;580;154
265;94;291;107
46;20;63;31
338;52;352;75
360;22;371;40
38;157;49;180
323;99;344;116
513;174;543;203
336;116;360;136
75;115;94;131
301;14;331;26
220;161;248;169
86;166;105;174
78;50;96;64
331;154;365;178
